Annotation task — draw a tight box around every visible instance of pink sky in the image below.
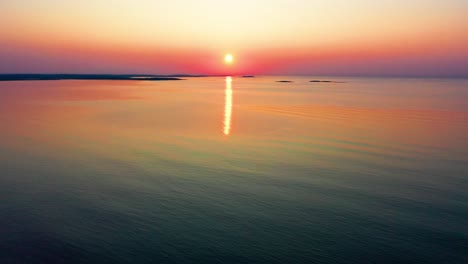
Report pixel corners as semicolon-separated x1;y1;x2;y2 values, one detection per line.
1;0;467;76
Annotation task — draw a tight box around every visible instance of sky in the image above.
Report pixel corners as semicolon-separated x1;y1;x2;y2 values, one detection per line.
1;0;467;76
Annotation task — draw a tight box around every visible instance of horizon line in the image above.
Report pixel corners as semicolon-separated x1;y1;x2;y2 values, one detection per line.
0;73;467;79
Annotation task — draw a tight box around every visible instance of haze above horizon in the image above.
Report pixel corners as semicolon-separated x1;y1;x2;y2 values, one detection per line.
1;0;467;77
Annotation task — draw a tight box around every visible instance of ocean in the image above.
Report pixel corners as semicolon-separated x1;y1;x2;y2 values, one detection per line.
0;76;467;263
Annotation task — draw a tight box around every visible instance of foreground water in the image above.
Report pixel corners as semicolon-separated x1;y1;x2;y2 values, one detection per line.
0;77;467;263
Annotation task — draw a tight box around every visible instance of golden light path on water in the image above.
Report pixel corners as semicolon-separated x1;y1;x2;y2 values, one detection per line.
223;76;233;135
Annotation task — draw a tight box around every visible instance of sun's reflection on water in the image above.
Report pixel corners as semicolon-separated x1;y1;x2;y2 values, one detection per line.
223;76;233;135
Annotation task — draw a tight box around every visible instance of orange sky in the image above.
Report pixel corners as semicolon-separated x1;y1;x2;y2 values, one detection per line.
1;0;467;76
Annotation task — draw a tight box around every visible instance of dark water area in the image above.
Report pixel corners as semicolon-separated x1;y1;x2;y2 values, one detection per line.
0;77;467;263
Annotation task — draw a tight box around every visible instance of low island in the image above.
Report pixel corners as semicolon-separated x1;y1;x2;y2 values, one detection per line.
309;80;345;83
0;74;205;82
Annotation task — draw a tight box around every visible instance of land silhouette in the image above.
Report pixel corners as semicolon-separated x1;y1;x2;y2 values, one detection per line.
0;74;208;82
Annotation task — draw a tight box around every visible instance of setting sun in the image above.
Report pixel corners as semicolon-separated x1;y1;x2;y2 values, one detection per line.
0;1;467;263
224;54;233;64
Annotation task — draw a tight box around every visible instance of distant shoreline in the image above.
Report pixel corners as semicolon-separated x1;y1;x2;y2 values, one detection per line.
0;74;343;84
1;74;465;82
0;74;210;82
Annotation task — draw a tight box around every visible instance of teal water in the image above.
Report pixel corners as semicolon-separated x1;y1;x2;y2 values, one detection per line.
0;77;467;263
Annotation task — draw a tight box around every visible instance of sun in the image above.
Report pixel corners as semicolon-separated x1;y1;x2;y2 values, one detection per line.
224;54;233;64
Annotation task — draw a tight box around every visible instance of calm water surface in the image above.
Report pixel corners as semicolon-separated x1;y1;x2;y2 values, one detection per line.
0;77;467;263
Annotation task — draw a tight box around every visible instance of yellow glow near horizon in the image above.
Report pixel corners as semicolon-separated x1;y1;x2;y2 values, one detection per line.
1;1;466;75
224;54;233;64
